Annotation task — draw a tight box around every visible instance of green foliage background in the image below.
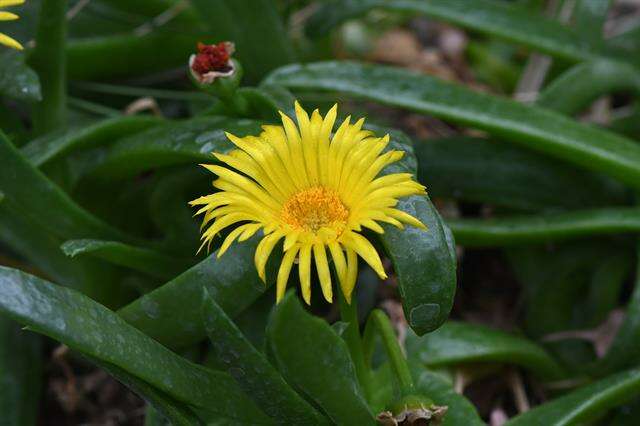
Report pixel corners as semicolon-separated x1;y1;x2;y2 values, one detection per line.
1;0;640;424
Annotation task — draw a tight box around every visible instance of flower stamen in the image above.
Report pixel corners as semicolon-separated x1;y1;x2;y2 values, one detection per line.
281;187;349;233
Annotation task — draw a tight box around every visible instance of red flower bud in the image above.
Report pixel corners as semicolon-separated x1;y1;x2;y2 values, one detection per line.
189;41;236;84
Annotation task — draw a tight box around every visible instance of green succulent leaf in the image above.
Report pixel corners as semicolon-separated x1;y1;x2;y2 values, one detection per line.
265;61;640;188
379;195;456;334
507;239;632;373
119;237;270;348
87;116;262;179
414;136;629;211
61;239;193;280
267;292;376;425
448;207;640;247
0;130;128;242
202;288;329;424
305;0;627;63
22;115;162;167
0;192;87;288
83;355;204;426
506;368;640;425
0;318;41;426
0;51;41;102
573;0;612;44
367;126;456;335
0;266;272;424
67;32;205;81
598;244;640;375
405;321;565;380
537;60;640;115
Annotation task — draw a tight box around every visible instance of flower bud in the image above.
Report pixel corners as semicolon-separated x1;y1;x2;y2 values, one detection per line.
189;41;243;97
377;394;447;426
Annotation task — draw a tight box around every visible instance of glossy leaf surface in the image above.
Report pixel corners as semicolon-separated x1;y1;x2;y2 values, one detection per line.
267;293;375;425
61;239;193;280
265;61;640;188
305;0;625;63
405;321;565;380
507;368;640;425
202;289;328;425
119;237;268;347
0;266;271;424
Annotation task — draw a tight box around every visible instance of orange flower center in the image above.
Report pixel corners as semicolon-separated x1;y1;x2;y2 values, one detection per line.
281;187;349;232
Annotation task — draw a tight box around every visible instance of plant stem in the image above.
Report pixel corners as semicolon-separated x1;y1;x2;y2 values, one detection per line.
29;0;68;135
364;309;415;397
338;291;372;401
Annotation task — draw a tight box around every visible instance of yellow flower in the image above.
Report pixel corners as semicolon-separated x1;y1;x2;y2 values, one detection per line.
191;102;426;304
0;0;24;50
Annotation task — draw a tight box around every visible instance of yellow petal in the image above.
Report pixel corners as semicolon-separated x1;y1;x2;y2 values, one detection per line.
201;212;250;240
255;232;283;282
0;1;25;7
343;248;359;303
0;33;22;50
361;219;385;234
238;223;262;241
277;246;299;303
217;224;251;258
320;104;338;144
0;11;19;21
202;164;281;211
385;208;427;230
295;102;319;185
298;244;312;304
281;117;310;188
328;241;347;287
341;232;387;279
283;229;300;251
313;243;333;303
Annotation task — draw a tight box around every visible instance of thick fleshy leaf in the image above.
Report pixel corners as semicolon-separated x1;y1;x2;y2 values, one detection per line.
266;292;375;425
371;125;456;335
119;237;271;348
507;240;632;373
305;0;627;63
608;25;640;56
84;355;203;426
0;130;127;242
506;368;640;426
0;173;124;305
537;60;640;115
0;192;85;287
265;61;640;188
22;115;162;167
414;136;629;211
598;244;640;375
67;32;205;81
448;207;640;247
61;239;193;280
380;195;456;334
0;318;41;426
0;51;41;101
573;0;611;44
238;84;297;119
0;266;271;424
508;240;632;338
405;322;565;380
87;116;262;179
202;289;329;425
148;168;203;254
